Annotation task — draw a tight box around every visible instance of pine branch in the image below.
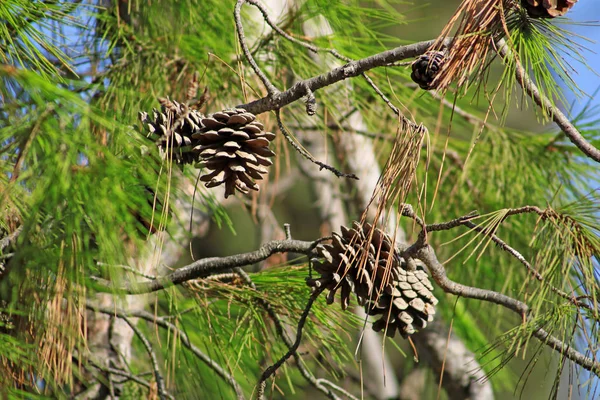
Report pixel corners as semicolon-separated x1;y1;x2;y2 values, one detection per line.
421;206;599;318
92;239;317;293
237;39;439;115
91;221;599;378
238;0;425;131
414;244;600;377
398;204;600;376
496;39;600;163
86;301;246;400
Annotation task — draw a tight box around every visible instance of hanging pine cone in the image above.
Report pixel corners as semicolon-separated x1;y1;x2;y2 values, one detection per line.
139;99;276;198
411;51;446;90
138;98;204;165
307;222;437;338
366;262;437;338
192;108;276;198
522;0;577;18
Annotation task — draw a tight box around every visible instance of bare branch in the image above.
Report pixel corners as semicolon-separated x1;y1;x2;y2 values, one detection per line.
238;39;439;115
92;239;316;294
415;245;600;376
496;39;600;163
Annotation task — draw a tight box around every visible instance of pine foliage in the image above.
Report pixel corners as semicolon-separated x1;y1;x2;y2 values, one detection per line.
0;0;599;399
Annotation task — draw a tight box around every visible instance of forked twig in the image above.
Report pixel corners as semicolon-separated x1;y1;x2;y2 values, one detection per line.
119;315;169;399
234;268;342;400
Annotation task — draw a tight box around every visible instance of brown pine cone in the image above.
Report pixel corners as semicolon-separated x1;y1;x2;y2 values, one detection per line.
138;98;204;165
193;108;276;198
367;263;437;338
307;222;438;338
411;51;446;90
522;0;578;18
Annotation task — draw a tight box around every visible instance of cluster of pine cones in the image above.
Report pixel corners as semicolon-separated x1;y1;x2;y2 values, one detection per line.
307;222;437;338
139;99;275;198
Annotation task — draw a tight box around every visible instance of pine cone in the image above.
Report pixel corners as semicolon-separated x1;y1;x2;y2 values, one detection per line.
193;108;276;198
522;0;577;18
411;51;446;90
307;222;437;337
307;222;387;310
138;98;204;165
367;262;437;338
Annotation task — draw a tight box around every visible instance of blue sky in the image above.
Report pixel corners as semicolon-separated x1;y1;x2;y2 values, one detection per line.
565;1;600;113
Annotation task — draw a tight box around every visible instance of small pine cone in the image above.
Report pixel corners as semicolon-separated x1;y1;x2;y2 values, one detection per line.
307;222;400;310
522;0;577;18
411;51;446;90
138;97;205;165
192;108;276;198
366;261;438;338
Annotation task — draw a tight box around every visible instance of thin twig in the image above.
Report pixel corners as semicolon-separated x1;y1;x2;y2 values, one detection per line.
276;110;358;180
496;39;600;163
86;301;246;400
234;268;342;400
235;0;279;95
257;287;326;400
119;315;169;400
90;361;175;400
316;378;360;400
96;261;157;281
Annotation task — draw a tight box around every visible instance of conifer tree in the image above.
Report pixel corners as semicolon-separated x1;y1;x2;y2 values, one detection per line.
1;0;599;399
